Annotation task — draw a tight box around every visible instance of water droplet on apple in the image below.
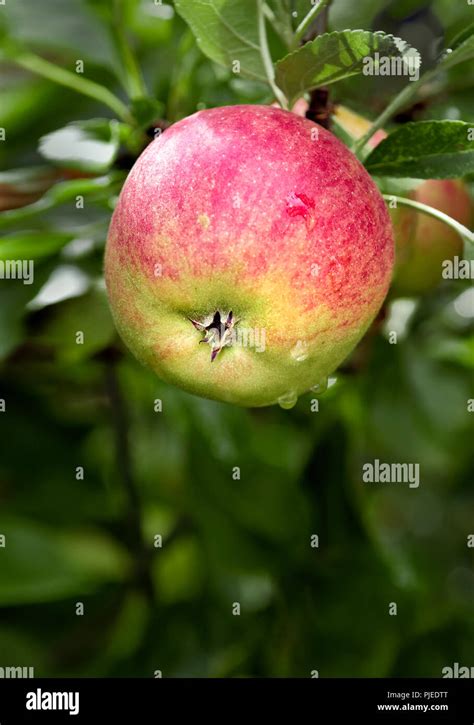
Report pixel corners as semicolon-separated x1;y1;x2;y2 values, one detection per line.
290;340;308;362
310;377;328;394
278;391;298;410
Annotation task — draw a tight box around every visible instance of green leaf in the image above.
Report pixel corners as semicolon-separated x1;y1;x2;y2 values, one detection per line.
328;0;387;31
0;166;56;195
100;592;149;665
0;260;53;359
38;119;126;174
372;176;424;196
266;0;295;48
0;520;127;606
0;173;125;229
33;287;116;362
129;97;165;129
0;231;74;261
153;537;204;604
174;0;267;82
275;30;420;105
428;336;474;369
0;166;57;214
363;340;471;474
0;0;119;73
365;121;474;178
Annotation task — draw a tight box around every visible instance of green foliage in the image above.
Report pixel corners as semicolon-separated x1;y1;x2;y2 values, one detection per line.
1;0;119;74
275;30;420;105
0;520;127;605
0;174;125;230
365;121;474;178
32;288;116;363
0;232;74;261
38;120;127;174
174;0;267;81
0;0;473;679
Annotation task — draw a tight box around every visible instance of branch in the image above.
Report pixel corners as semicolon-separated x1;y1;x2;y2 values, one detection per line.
352;68;438;158
383;194;474;245
103;349;155;603
294;0;331;44
303;1;333;128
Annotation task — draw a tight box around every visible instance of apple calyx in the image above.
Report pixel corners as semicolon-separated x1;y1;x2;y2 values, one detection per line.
189;310;237;361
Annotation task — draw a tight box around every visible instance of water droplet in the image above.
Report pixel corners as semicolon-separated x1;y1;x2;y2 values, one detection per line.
290;340;308;362
310;377;328;394
278;391;298;410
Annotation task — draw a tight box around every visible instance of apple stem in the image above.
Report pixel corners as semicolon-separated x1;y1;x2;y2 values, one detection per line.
257;0;289;110
383;194;474;245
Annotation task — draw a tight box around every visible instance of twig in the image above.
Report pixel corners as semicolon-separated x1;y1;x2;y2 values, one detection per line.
294;0;331;44
303;2;332;128
383;194;474;244
352;68;438;158
103;349;155;603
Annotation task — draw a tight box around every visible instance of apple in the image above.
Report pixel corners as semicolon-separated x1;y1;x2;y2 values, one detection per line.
392;179;472;295
105;105;394;407
333;105;418;271
333;105;472;295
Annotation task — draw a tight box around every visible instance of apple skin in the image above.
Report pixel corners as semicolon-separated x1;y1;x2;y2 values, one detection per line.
105;105;394;407
333;105;418;271
391;179;472;296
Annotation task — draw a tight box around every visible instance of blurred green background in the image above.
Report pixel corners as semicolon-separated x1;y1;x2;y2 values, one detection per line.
0;0;473;677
